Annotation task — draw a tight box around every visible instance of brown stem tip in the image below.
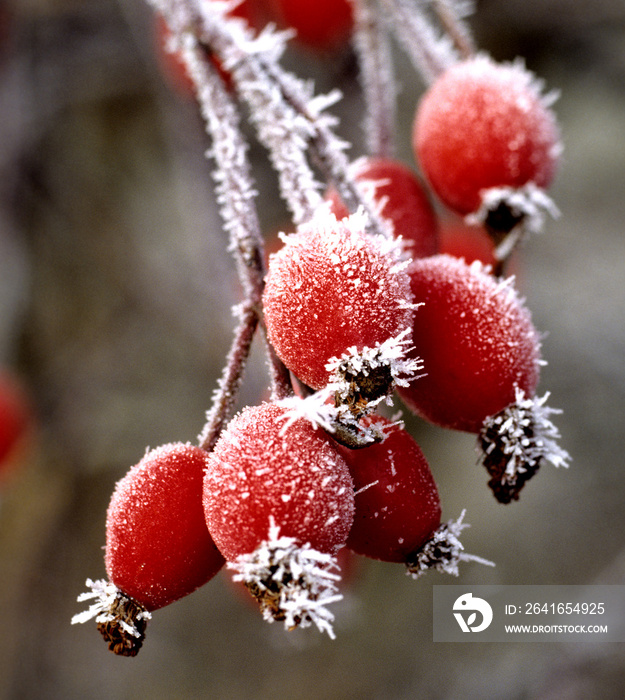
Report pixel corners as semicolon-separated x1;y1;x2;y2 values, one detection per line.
72;579;151;657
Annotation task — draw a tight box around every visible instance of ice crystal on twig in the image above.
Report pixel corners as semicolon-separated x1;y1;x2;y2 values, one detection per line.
406;510;495;578
277;390;388;448
379;0;459;84
351;0;397;158
72;579;152;657
229;520;343;638
431;0;476;59
479;387;571;504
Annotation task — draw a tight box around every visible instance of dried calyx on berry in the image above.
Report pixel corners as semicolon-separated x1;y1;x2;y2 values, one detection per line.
405;511;493;579
72;579;151;657
228;519;343;637
479;387;571;503
326;328;423;420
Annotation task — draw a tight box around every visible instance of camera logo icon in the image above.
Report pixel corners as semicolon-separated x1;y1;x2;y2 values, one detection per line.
453;593;493;633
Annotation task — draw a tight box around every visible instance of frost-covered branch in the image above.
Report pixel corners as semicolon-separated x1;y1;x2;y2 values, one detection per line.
199;302;259;452
159;20;292;444
350;0;397;158
379;0;459;84
152;0;390;237
432;0;476;60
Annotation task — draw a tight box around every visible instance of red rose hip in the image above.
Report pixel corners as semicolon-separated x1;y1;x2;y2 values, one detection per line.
338;417;491;577
266;0;353;51
399;255;569;502
414;55;561;236
73;443;224;655
263;211;416;413
203;401;355;636
399;254;540;433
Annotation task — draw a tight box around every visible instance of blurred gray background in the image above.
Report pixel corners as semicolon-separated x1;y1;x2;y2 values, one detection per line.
1;0;624;698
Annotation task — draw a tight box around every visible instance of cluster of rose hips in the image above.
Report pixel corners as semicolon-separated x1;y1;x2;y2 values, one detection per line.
73;0;570;655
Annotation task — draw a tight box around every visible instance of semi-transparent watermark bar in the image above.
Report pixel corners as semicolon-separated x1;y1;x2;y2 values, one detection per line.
433;586;625;642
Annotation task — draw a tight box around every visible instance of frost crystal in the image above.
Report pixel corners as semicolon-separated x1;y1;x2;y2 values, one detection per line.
479;387;571;503
72;578;151;656
277;390;390;449
406;511;495;578
326;328;424;418
229;520;343;639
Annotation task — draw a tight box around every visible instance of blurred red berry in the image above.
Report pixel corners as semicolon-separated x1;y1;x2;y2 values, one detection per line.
327;157;439;259
0;371;32;478
266;0;353;51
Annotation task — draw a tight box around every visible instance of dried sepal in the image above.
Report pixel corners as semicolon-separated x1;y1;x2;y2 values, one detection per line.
229;520;343;639
405;510;494;578
71;578;152;657
479;387;571;504
466;183;560;264
277;390;386;449
326;328;424;419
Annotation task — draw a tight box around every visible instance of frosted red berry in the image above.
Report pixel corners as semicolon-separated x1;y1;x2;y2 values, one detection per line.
337;419;441;563
74;443;224;656
203;402;355;635
203;402;354;561
263;212;413;392
398;254;541;433
105;443;224;611
413;55;561;224
266;0;353;51
338;416;491;576
327;157;439;259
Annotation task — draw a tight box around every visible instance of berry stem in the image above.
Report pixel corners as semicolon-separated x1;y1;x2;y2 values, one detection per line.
199;301;259;452
431;0;476;60
350;0;396;159
154;0;390;238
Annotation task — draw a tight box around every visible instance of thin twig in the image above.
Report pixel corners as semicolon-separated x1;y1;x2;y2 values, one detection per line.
350;0;396;159
432;0;476;60
379;0;458;84
199;302;259;451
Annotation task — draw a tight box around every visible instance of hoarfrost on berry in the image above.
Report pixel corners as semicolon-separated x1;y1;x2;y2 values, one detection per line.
228;519;343;638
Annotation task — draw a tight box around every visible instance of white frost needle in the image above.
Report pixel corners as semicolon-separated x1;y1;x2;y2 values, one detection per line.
407;510;495;579
72;578;152;632
229;520;343;638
